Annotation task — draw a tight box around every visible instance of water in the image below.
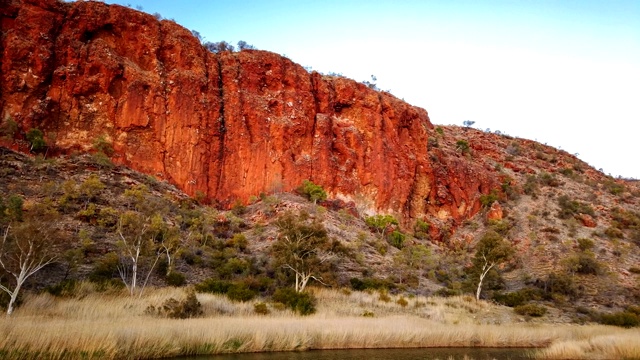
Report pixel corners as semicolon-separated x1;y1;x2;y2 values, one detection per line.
175;348;533;360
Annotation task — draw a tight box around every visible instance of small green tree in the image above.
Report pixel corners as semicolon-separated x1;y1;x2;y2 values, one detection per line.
0;201;62;315
365;214;398;240
471;230;514;300
272;211;333;292
298;180;327;204
25;128;46;152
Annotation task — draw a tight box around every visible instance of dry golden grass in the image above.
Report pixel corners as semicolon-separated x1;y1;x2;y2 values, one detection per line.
1;286;638;359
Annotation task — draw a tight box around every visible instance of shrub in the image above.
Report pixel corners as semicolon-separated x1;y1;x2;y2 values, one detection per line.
0;117;18;140
45;279;78;297
254;302;270;315
350;277;394;291
298;180;327;204
538;172;562;187
226;282;257;302
195;278;232;294
388;230;406;249
599;311;639;328
396;296;408;307
414;219;430;240
272;288;316;315
456;139;470;153
148;290;202;319
577;238;595;251
480;191;499;208
557;195;594;219
523;175;539;198
166;272;186;287
26;128;46;152
493;288;541;307
514;303;547;317
92;135;114;156
569;253;601;275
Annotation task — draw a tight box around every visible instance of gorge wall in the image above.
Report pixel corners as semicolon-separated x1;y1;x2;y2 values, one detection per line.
0;0;501;229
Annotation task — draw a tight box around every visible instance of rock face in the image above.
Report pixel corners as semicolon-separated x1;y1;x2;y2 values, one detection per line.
0;0;500;231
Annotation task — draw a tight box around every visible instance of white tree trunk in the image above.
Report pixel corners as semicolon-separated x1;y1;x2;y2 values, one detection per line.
476;260;495;301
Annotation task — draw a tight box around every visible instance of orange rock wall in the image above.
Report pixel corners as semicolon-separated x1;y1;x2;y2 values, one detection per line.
1;0;500;228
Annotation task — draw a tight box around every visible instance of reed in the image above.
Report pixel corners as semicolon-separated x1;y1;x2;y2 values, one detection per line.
1;286;638;359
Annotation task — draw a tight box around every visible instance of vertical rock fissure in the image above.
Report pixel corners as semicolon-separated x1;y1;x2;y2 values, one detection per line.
214;53;227;195
157;23;169;178
308;72;321;181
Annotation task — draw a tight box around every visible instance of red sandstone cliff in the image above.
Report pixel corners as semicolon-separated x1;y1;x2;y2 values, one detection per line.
0;0;500;230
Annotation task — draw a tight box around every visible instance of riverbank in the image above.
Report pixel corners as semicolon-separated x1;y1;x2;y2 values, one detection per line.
1;286;638;359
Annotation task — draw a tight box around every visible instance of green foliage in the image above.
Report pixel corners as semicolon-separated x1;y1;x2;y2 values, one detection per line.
488;219;512;236
479;191;499;208
456;139;470;154
598;311;639;328
231;200;246;215
536;273;576;298
557;195;594;219
92;135;114;156
195;279;232;294
567;253;601;275
469;230;514;299
272;287;316;315
388;230;406;249
538;172;561;187
272;211;332;291
147;290;202;319
298;180;327;204
165;272;186;287
194;279;257;302
254;302;270;315
26;128;46;152
523;175;539;198
365;214;398;239
45;279;78;297
604;179;626;195
514;303;547;317
350;277;395;291
0;194;24;222
89;252;120;284
577;238;595;251
414;219;430;240
493;288;541;307
0;117;18;140
435;127;444;136
226;282;257;302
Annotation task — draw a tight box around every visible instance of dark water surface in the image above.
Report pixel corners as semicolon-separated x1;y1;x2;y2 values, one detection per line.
175;348;534;360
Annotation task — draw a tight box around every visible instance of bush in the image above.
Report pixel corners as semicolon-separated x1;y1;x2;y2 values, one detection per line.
480;192;499;208
570;253;601;275
514;303;547;317
557;195;594;219
226;283;257;302
388;230;406;249
166;272;186;287
147;290;202;319
45;279;78;297
577;238;595;251
26;128;46;152
350;277;394;291
195;278;232;294
298;180;327;204
456;139;470;153
599;311;639;328
493;288;541;307
254;302;270;315
272;288;316;315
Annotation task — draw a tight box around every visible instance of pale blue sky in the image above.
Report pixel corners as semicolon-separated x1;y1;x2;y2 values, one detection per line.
105;0;640;179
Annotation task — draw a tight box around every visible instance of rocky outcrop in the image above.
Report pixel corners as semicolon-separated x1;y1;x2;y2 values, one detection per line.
0;0;501;231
